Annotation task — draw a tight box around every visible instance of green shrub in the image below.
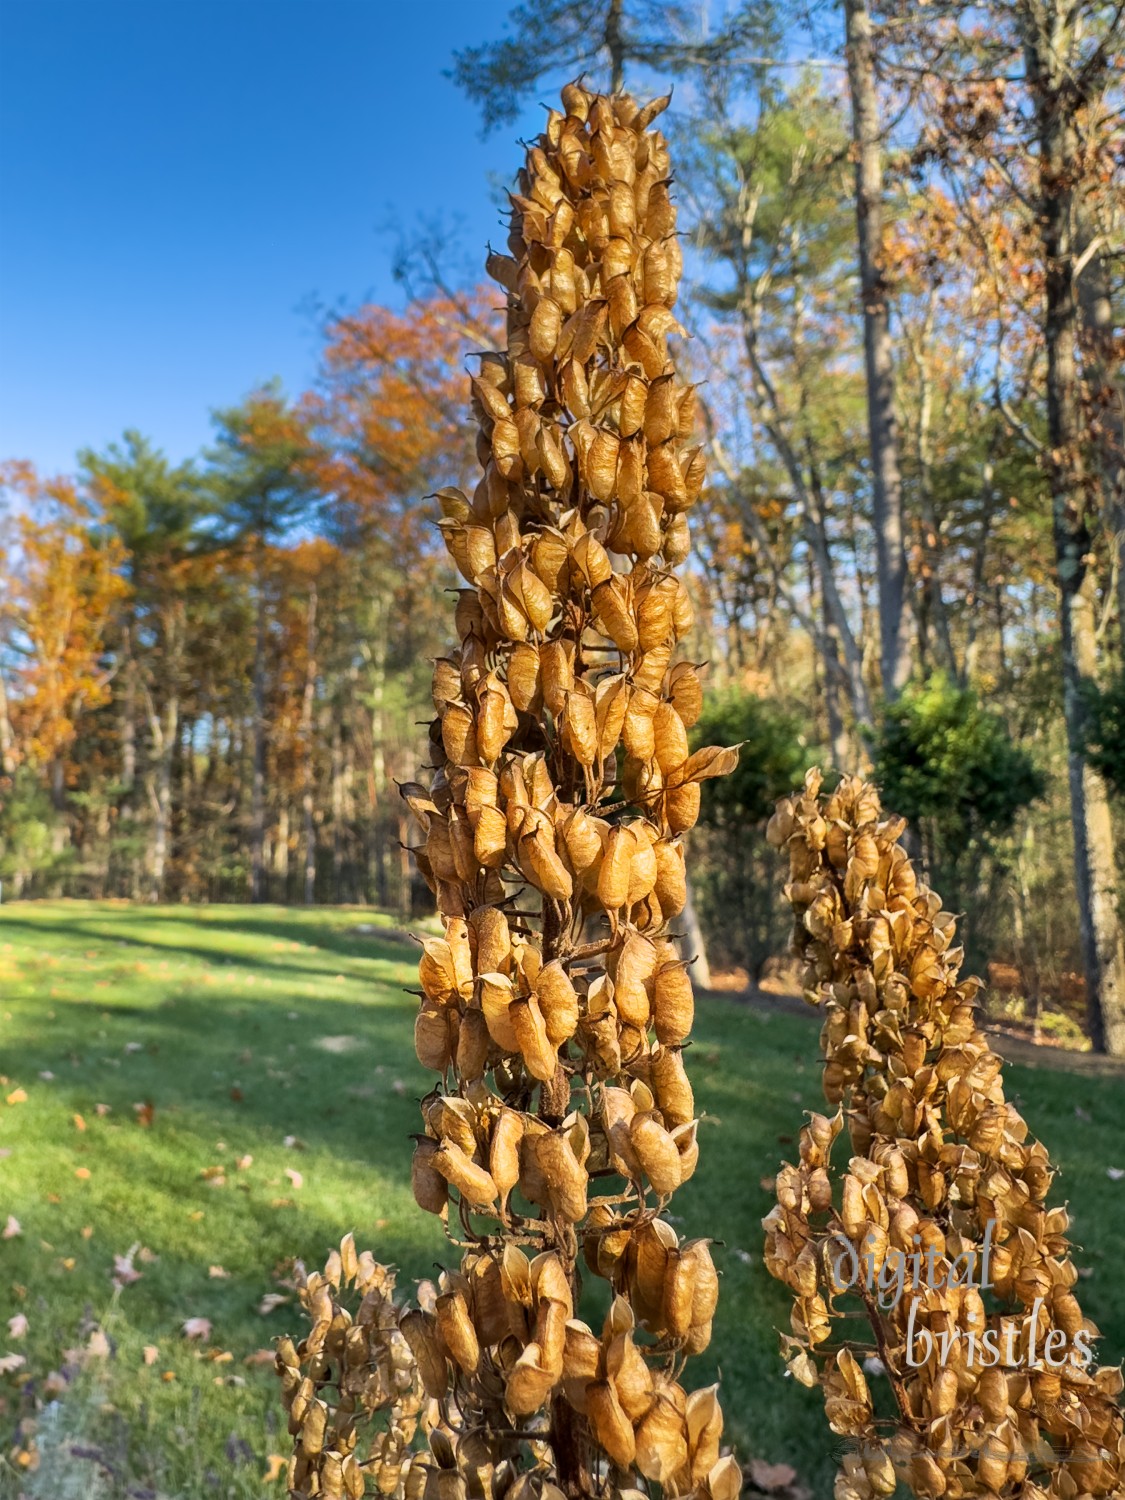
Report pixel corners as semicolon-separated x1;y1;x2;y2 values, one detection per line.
692;690;813;977
872;674;1044;971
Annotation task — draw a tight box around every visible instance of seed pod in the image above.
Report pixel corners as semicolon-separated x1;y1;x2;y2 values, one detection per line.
537;1129;588;1223
519;820;574;901
506;1340;558;1416
537;960;580;1044
635;1389;689;1483
653;961;694;1044
587;1379;636;1468
562;1320;601;1412
507;641;541;711
433;1142;498;1210
415;1004;457;1072
598;824;638;910
649;1045;695;1128
614;932;657;1027
593;576;639;652
607;1331;655;1422
511;994;557;1082
664;781;701;834
412;1136;449;1216
630;1110;682;1194
400;1309;448;1399
490;1108;525;1197
435;1289;479;1373
662;1247;698;1340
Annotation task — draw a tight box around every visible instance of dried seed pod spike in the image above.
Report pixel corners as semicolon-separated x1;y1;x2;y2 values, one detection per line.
764;769;1124;1500
280;80;741;1500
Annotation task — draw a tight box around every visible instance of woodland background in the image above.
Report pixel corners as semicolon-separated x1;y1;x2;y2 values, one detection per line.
2;0;1125;1052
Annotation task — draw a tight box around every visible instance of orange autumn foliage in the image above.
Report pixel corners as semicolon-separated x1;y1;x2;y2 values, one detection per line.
1;462;128;770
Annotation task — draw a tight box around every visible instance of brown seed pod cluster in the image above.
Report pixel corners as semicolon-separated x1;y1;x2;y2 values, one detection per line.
381;81;740;1500
276;1236;430;1499
763;770;1124;1500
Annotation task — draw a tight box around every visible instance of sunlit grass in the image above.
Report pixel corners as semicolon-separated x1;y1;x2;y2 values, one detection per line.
0;902;1122;1499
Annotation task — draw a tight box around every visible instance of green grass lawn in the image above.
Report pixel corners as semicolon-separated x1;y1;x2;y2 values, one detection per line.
0;902;1123;1500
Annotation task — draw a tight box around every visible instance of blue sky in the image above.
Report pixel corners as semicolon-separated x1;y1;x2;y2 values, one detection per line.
0;0;552;477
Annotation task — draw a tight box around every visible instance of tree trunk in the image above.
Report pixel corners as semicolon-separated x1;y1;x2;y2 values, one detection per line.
1076;225;1125;630
301;584;318;905
605;0;624;92
0;668;15;776
251;555;267;903
1026;7;1125;1054
843;0;910;699
678;875;712;990
147;693;178;902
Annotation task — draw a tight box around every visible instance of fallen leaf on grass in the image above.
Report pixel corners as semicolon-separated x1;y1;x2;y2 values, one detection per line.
75;1167;91;1181
269;1197;293;1209
257;1293;289;1316
39;1070;55;1081
264;1454;288;1483
124;1042;142;1054
284;1168;303;1190
85;1329;111;1361
134;1101;155;1128
8;1315;28;1340
244;1349;276;1367
94;1103;111;1117
112;1246;141;1286
6;1088;28;1105
747;1460;798;1492
81;1226;93;1239
182;1317;212;1341
282;1135;305;1150
208;1265;231;1279
1108;1167;1124;1182
73;1113;86;1132
0;1353;26;1374
2;1216;21;1240
236;1153;253;1170
142;1345;159;1366
204;1349;234;1363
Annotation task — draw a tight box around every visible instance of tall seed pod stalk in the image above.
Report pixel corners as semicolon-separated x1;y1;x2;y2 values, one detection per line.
277;81;741;1500
764;770;1124;1500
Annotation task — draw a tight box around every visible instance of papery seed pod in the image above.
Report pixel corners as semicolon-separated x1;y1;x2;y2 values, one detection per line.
587;1379;637;1468
511;994;557;1082
630;1110;682;1194
537;960;580;1044
506;1340;558;1416
433;1142;498;1209
435;1290;480;1374
562;1320;601;1412
411;1136;449;1217
598;824;638;911
400;1308;448;1399
489;1108;525;1198
634;1389;689;1484
653;961;693;1044
537;1130;588;1222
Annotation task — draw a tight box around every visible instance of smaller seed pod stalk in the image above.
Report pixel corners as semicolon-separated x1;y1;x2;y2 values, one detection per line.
764;769;1124;1500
